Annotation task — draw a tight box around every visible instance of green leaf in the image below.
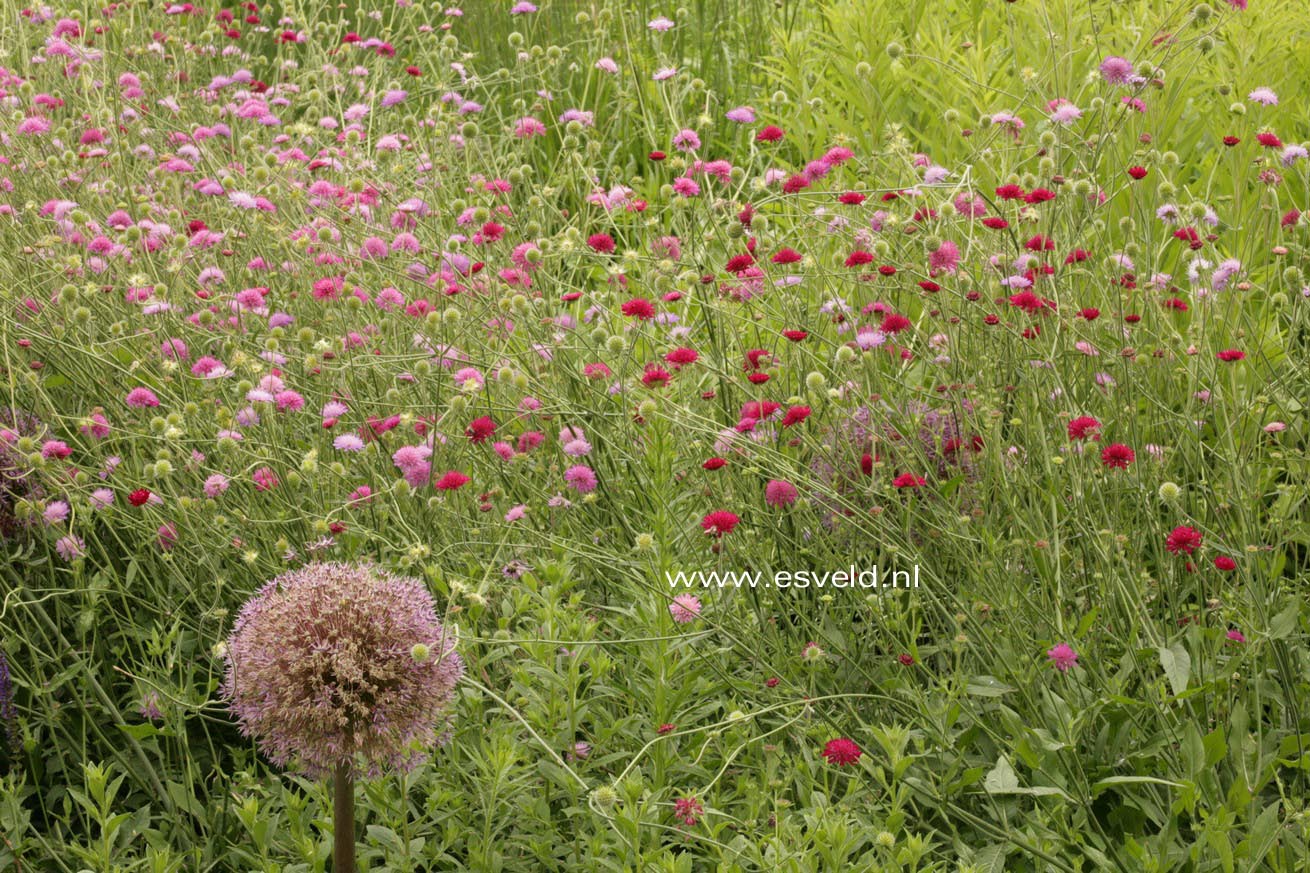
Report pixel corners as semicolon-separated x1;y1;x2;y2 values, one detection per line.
1091;776;1184;796
1158;643;1191;697
966;676;1016;697
1268;603;1299;640
983;755;1019;793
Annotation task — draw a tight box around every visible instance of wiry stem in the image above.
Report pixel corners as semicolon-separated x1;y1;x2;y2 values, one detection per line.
333;764;355;873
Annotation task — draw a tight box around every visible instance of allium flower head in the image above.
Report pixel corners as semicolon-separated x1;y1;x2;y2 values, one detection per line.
222;562;464;778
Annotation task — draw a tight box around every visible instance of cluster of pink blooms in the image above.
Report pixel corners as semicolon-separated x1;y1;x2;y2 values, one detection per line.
0;0;1279;689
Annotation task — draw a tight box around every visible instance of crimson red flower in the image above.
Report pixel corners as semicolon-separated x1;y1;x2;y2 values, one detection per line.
648;150;666;161
898;653;915;666
1216;349;1245;362
1100;443;1135;469
1222;135;1241;147
725;253;755;273
981;217;1010;229
781;406;811;427
702;457;727;470
586;233;616;253
701;510;740;537
642;366;672;388
434;471;470;490
621;298;656;320
880;313;911;334
128;488;152;507
771;248;802;264
1256;132;1283;148
1214;556;1237;571
892;473;926;489
665;347;699;368
756;125;784;142
838;191;867;205
465;416;496;443
1067;416;1100;440
995;184;1025;200
821;737;862;766
844;250;874;268
1166;525;1203;555
1024;188;1056;204
782;329;808;341
1078;307;1101;321
1127;166;1148;180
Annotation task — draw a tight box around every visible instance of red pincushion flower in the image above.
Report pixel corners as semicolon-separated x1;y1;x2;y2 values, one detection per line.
756;125;784;142
1214;556;1237;571
1067;416;1100;440
781;406;811;427
1256;132;1283;149
981;217;1010;229
586;233;616;253
702;457;727;470
1100;443;1135;469
1166;525;1203;555
129;488;152;507
772;248;802;264
700;510;740;537
1127;166;1148;180
995;184;1025;201
621;298;656;320
821;737;862;766
1216;349;1245;362
434;470;470;491
844;250;874;268
782;330;808;341
880;313;911;334
892;473;926;489
465;416;496;443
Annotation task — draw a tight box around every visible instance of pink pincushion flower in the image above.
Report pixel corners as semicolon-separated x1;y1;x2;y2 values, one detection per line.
764;479;798;507
1046;643;1078;673
222;562;464;778
125;387;161;408
669;594;702;623
564;464;598;493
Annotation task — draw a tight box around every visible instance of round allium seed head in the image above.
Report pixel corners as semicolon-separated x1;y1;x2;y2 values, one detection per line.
222;561;464;779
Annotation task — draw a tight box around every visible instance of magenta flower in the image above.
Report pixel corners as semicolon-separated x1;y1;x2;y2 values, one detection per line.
1046;643;1078;673
125;387;161;408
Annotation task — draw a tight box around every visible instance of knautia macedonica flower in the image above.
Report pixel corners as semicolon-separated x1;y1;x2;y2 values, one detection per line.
222;561;463;778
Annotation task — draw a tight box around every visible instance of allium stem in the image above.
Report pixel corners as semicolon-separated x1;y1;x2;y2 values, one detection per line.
333;764;355;873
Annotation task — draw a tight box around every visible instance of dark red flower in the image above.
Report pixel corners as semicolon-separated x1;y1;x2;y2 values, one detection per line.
1127;166;1148;180
1100;443;1135;469
1067;416;1100;440
756;125;784;142
701;510;740;537
128;488;152;507
1166;525;1203;555
621;298;656;320
586;233;616;254
1214;556;1237;571
466;416;496;443
821;738;862;766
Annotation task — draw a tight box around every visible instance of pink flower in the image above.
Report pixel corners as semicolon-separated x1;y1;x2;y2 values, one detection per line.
204;474;230;498
1046;643;1078;673
564;465;598;493
764;479;798;507
125;387;161;408
252;467;279;492
669;594;702;623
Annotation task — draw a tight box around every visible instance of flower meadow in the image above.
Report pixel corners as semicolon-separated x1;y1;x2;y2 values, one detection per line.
1;0;1309;868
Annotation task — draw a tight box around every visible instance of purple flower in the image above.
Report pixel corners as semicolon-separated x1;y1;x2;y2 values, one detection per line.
222;562;464;778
